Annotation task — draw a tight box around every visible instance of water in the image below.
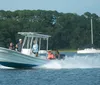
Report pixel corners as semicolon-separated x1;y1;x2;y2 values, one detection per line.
41;52;100;69
0;52;100;85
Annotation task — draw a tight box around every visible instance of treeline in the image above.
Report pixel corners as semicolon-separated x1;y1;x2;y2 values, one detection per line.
0;10;100;50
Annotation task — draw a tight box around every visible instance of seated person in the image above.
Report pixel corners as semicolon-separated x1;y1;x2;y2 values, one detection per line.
47;51;55;60
55;50;60;59
15;44;18;51
55;50;65;60
9;42;15;50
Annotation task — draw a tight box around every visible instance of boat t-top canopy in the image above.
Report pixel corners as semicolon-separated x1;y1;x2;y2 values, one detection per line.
18;32;51;55
18;32;51;38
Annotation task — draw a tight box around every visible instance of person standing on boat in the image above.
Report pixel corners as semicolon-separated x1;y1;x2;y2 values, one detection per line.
17;39;23;52
9;42;15;50
32;40;38;57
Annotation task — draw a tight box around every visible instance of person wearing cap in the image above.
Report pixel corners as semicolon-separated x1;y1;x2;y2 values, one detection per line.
17;39;23;52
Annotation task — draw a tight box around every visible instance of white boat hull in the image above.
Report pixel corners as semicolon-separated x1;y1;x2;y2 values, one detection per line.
0;47;48;68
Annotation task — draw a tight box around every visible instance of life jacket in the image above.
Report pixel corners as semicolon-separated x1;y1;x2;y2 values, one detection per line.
47;51;55;59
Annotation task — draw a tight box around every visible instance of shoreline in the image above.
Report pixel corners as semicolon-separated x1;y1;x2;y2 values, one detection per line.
58;49;77;52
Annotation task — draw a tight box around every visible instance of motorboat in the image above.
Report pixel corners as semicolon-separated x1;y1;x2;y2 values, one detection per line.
0;32;51;68
0;47;48;68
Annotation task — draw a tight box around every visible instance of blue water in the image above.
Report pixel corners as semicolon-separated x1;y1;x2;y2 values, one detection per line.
0;52;100;85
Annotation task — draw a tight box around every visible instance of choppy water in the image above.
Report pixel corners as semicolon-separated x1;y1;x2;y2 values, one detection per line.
0;52;100;85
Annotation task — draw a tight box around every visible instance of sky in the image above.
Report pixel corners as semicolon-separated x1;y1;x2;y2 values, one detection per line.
0;0;100;16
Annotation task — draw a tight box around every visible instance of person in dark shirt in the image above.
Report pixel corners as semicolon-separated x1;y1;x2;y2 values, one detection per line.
55;50;60;59
17;39;23;52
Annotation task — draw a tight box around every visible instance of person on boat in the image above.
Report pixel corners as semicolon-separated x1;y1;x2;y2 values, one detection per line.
55;50;60;59
9;42;15;50
47;50;55;60
32;40;38;57
17;39;23;52
15;44;18;51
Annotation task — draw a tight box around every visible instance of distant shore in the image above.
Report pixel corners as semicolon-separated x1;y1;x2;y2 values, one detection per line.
58;49;77;52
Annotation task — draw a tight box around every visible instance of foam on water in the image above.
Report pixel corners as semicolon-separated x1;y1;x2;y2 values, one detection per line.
41;54;100;69
0;65;14;69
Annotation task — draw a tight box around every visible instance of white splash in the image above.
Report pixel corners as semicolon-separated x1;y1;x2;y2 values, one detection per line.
0;65;14;69
40;54;100;69
41;60;62;69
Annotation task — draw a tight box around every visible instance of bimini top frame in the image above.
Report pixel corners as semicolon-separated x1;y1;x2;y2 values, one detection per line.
18;32;51;38
18;32;51;53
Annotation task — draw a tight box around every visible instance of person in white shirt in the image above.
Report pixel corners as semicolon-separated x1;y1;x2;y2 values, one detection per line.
32;40;38;57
